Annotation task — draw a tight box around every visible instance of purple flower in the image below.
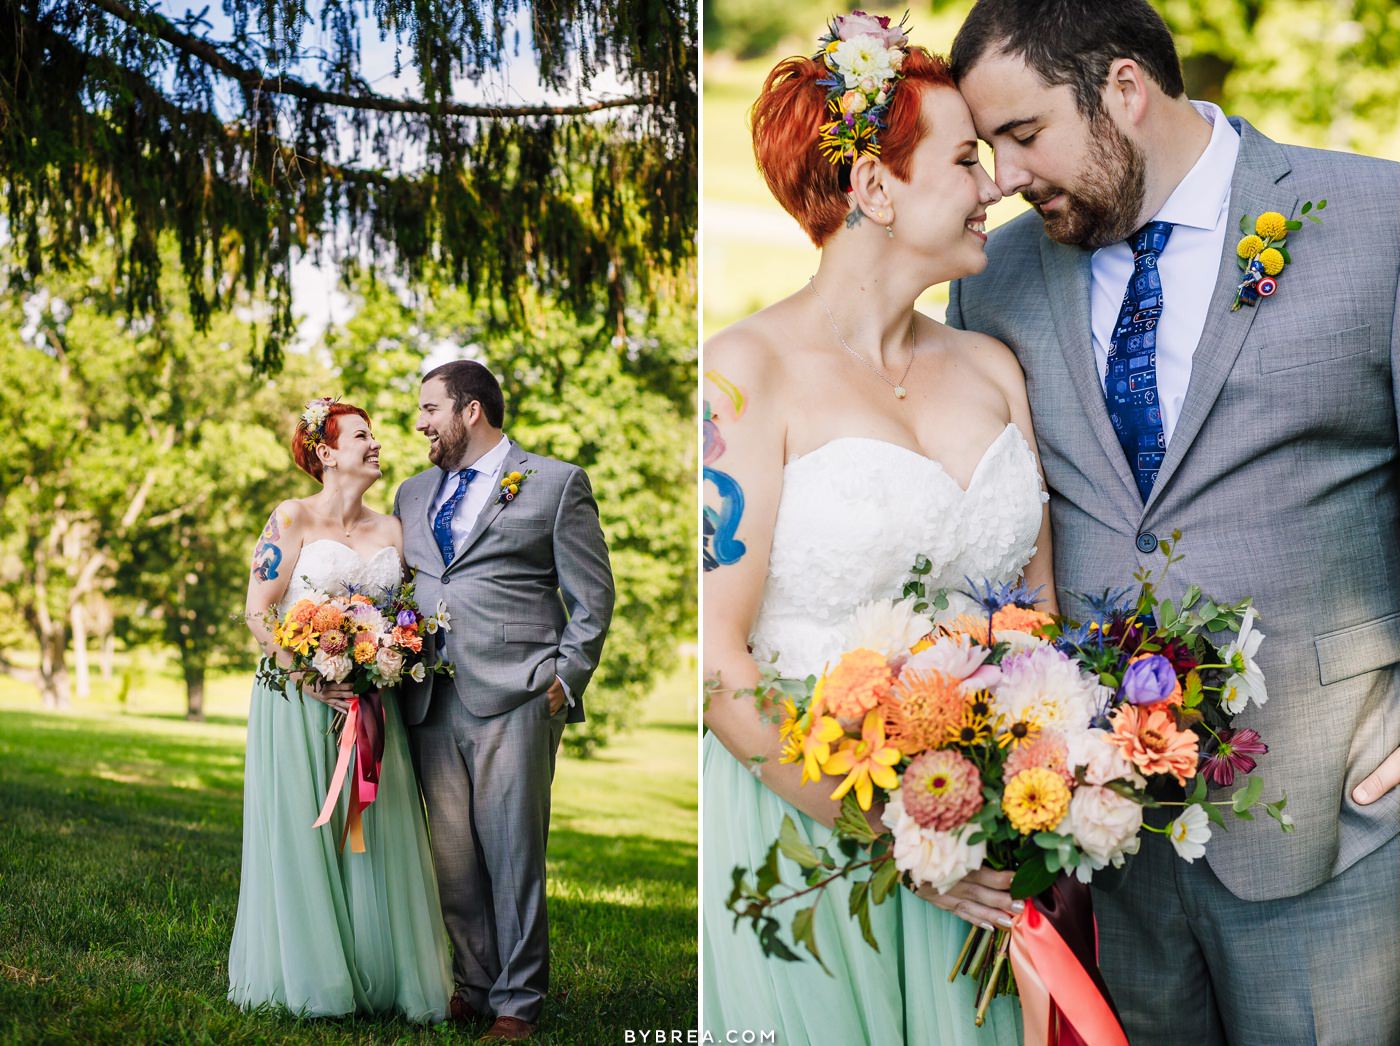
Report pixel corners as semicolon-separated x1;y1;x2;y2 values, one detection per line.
396;609;417;628
1119;654;1178;705
1201;728;1268;788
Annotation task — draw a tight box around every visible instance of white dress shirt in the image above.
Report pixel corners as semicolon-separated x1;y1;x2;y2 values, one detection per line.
429;433;512;554
428;432;572;707
1090;101;1240;446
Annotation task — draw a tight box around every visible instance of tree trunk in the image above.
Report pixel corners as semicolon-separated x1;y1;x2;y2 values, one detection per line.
38;625;70;710
100;629;115;683
71;602;91;699
183;655;206;721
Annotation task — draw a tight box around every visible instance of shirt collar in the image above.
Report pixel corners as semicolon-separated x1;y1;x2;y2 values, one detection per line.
463;434;512;480
1151;100;1240;232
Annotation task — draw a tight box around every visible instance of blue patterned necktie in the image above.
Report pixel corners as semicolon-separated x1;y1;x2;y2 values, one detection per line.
1105;220;1174;502
432;468;478;565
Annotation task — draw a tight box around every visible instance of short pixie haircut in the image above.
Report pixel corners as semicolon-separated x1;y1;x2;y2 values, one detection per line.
751;47;956;247
291;402;371;482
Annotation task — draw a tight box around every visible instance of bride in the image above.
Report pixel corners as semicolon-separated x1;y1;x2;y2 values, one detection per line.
702;18;1054;1043
229;398;451;1021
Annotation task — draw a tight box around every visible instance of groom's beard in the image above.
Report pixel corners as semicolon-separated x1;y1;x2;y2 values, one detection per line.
427;415;471;469
1025;112;1147;250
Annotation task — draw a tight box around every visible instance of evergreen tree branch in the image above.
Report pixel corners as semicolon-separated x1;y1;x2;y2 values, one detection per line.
86;0;658;118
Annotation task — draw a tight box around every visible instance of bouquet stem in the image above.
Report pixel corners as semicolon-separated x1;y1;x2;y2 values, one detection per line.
950;924;1016;1027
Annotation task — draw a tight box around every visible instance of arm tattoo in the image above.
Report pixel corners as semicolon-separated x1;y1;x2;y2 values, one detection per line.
702;370;749;571
252;510;285;582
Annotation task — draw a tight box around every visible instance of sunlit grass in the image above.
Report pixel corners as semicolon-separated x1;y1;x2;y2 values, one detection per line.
0;658;697;1044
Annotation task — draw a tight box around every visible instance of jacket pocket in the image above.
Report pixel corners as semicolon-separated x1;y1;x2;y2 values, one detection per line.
1257;324;1373;374
503;622;561;644
1315;610;1400;685
498;515;551;530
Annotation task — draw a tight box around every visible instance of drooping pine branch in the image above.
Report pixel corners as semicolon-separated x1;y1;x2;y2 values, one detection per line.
0;0;696;371
87;0;658;118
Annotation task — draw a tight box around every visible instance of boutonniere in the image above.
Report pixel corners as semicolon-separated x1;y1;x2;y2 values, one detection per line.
1231;201;1326;311
497;468;537;505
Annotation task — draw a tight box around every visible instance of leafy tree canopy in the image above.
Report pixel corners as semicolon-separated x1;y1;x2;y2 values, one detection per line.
2;0;697;370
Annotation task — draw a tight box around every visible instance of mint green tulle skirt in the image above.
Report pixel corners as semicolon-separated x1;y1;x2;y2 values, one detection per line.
702;734;1021;1045
228;680;451;1022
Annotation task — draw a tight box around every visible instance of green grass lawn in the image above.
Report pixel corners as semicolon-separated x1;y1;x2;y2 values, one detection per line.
0;658;698;1044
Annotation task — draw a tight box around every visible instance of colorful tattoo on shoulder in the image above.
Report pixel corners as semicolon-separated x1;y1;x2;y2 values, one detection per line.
252;510;286;582
703;370;749;572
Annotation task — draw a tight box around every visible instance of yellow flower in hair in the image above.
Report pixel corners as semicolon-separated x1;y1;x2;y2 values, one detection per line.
1236;234;1263;259
1255;212;1288;240
1258;248;1285;276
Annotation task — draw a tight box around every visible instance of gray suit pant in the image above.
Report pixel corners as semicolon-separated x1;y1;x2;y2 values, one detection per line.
410;685;566;1024
1095;829;1400;1045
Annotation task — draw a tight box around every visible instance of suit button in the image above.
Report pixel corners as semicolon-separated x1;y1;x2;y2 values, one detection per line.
441;575;451;586
1136;532;1158;554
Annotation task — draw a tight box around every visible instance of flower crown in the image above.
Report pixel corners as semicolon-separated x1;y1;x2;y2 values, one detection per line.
814;10;911;183
300;396;338;449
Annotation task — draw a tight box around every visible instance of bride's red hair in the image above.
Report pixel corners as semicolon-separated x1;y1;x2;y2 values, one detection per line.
291;402;371;482
751;47;955;246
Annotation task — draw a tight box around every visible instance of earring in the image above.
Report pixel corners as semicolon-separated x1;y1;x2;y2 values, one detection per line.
886;221;895;240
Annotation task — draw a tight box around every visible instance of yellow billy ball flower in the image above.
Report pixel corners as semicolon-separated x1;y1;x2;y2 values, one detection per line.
1258;248;1285;276
1255;211;1288;240
1003;767;1071;835
1236;234;1264;259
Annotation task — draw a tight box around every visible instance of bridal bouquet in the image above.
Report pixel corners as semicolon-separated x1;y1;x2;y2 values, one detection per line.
256;579;454;852
728;533;1291;1041
257;580;454;696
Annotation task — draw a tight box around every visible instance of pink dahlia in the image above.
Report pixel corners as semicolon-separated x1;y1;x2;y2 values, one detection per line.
1004;728;1073;787
901;749;983;831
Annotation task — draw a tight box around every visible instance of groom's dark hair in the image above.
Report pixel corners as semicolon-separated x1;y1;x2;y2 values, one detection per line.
950;0;1185;119
423;360;506;428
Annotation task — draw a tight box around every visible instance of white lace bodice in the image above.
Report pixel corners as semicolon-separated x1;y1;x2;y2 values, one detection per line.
750;424;1047;675
278;540;403;611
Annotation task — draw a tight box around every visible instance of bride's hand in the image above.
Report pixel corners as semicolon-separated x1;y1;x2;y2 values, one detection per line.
911;867;1023;931
297;673;353;714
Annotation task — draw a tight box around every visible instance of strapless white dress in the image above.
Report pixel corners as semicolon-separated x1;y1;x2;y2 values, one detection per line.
703;425;1045;1044
228;540;451;1021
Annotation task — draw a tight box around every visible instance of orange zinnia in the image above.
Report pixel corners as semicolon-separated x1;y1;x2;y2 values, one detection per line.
817;648;895;720
1107;704;1199;785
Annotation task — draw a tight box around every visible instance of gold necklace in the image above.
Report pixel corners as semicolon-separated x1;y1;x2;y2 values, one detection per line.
809;276;916;400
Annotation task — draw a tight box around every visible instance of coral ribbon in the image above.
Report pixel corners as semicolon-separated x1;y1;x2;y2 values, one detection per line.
311;692;385;854
1010;887;1128;1046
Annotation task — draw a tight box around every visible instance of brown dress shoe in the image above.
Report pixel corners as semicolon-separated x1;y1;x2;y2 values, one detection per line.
479;1015;536;1041
449;993;486;1025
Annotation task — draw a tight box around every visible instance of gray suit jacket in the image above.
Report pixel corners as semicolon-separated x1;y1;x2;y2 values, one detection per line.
393;441;614;726
949;118;1400;901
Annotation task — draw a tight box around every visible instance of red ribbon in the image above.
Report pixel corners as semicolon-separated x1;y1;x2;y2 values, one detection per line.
1010;884;1128;1046
311;691;385;853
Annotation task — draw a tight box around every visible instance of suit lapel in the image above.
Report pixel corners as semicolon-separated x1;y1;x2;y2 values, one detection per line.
447;442;531;571
1040;233;1140;501
1143;119;1293;516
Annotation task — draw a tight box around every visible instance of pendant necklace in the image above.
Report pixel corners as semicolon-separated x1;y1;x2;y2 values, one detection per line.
809;276;915;400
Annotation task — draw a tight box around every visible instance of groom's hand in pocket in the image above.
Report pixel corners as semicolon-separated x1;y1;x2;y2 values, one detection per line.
912;867;1024;931
1354;745;1400;805
546;676;567;716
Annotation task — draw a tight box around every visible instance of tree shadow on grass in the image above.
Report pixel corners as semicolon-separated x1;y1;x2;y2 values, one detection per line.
0;708;697;1045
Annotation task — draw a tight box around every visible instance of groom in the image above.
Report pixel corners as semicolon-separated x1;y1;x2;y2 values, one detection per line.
947;1;1400;1042
394;360;614;1041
